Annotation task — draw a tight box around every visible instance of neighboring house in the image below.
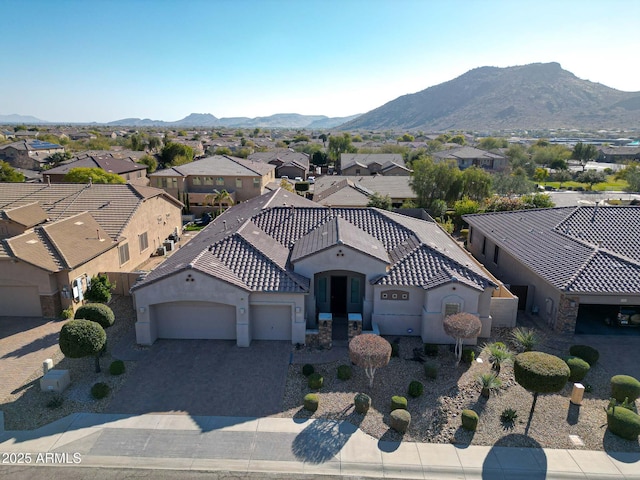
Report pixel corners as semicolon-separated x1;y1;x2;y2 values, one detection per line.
340;154;411;176
0;140;65;170
14;130;40;139
43;154;149;185
463;206;640;334
149;155;276;216
432;146;508;171
596;146;640;163
249;149;310;179
68;131;97;141
313;176;417;207
132;188;516;347
171;139;205;157
0;183;182;318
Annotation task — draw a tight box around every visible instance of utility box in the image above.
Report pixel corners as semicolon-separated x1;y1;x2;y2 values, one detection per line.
40;369;71;393
570;383;585;405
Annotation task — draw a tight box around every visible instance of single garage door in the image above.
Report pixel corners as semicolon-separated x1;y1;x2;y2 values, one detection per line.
0;286;42;317
152;301;236;339
251;305;292;340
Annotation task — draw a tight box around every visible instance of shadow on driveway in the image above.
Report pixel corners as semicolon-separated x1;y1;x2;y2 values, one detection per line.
105;339;291;417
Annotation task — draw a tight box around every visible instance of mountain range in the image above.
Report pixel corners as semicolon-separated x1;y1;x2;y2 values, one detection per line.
341;62;640;131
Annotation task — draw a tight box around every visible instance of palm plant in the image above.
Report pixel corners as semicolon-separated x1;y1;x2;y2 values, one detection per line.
483;342;513;374
205;189;234;217
510;327;540;352
478;372;502;398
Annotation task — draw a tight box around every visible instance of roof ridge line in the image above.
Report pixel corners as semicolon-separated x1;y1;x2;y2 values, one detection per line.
419;242;496;287
561;248;599;291
223;154;262;176
35;225;69;270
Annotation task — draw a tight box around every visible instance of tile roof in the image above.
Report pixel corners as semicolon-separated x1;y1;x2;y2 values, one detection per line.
433;146;505;160
313;176;416;202
464;206;640;294
134;188;493;293
1;202;48;227
249;149;310;169
4;229;62;272
43;155;146;175
341;153;405;167
149;155;275;178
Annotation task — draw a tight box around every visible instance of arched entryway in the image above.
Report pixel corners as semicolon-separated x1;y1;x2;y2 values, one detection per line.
315;271;364;340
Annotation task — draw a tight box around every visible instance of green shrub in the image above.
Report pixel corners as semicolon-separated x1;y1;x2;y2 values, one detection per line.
510;327;540;352
308;372;323;390
59;320;106;359
462;348;475;364
391;342;400;357
611;375;640;402
294;181;310;192
389;409;411;433
109;360;126;375
354;393;371;414
606;404;640;440
46;393;64;409
564;356;590;382
424;362;438;380
61;307;74;319
85;273;114;303
74;303;115;329
424;343;439;357
337;365;352;380
303;393;319;412
514;351;570;394
569;345;599;366
91;382;110;399
408;380;424;398
478;372;502;398
391;395;407;411
500;408;518;423
461;409;479;431
302;364;314;377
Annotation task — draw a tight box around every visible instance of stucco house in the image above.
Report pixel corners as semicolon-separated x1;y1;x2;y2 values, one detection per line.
149;155;276;216
463;206;640;334
313;175;417;208
0;140;65;170
249;149;310;179
340;153;411;176
43;154;149;185
132;188;516;347
433;146;508;171
0;183;182;318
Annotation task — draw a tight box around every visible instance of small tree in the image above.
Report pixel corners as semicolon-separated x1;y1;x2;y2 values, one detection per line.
443;312;482;363
349;334;392;389
367;192;392;210
85;274;114;303
59;320;107;373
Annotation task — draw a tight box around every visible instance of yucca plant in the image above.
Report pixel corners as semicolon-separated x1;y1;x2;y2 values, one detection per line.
483;342;513;375
510;327;540;352
478;372;502;398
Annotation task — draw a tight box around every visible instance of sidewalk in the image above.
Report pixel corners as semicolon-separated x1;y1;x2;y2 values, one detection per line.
1;413;639;479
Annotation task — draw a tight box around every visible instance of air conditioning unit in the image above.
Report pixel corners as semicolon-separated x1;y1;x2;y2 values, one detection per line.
164;240;175;251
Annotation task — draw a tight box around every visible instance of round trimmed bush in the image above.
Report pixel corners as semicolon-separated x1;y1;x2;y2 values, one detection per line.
569;345;599;366
337;365;352;380
391;395;407;411
109;360;125;375
461;409;479;431
59;320;106;359
514;351;570;394
91;382;110;399
611;375;640;403
389;409;411;433
302;364;314;377
354;393;371;414
424;363;438;380
303;393;319;412
408;380;424;398
564;356;590;382
308;372;323;390
607;405;640;440
75;303;115;329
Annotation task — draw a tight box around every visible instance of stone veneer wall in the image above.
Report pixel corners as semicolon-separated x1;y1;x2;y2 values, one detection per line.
348;319;362;341
318;319;332;349
40;293;62;319
555;294;579;334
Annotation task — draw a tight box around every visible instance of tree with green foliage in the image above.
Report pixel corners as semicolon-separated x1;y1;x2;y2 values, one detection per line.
521;193;554;208
328;133;357;170
161;142;194;167
572;142;598;170
205;189;234;217
311;151;327;166
553;169;572;188
576;170;606;190
318;133;328;146
85;274;114;303
461;166;492;201
129;133;147;151
492;171;536;195
75;303;115;329
616;162;640;192
367;192;392;210
137;154;158;173
45;151;72;166
147;136;162;152
477;137;508;150
397;133;415;142
214;147;232;156
533;167;549;182
59;320;107;373
63;167;125;184
0;161;25;182
410;157;461;213
453;198;480;228
531;145;571;167
450;134;466;145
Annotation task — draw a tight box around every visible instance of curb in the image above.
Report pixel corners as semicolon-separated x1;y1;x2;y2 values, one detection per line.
0;410;4;432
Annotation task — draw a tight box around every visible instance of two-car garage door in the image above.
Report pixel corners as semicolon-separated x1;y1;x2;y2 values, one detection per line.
153;301;236;339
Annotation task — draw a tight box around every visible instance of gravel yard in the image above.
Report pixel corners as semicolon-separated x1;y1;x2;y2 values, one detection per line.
278;332;640;452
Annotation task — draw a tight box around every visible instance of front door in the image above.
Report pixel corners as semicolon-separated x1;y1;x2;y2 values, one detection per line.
330;275;347;314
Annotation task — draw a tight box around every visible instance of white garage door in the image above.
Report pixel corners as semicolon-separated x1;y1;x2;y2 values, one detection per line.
0;286;42;317
251;305;292;340
153;301;236;339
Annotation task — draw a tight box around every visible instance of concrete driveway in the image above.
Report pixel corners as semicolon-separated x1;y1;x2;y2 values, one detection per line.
106;339;291;417
0;317;64;403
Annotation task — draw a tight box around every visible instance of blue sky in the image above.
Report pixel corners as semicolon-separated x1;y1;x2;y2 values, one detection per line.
3;0;639;123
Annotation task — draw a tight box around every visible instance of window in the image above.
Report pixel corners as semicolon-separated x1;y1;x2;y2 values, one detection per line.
192;177;201;186
235;178;243;189
138;232;148;253
350;277;360;303
468;227;473;245
156;178;163;188
216;177;224;186
253;178;260;188
444;303;460;316
493;245;500;264
481;237;486;255
203;177;213;185
169;178;177;189
318;277;327;303
118;243;130;265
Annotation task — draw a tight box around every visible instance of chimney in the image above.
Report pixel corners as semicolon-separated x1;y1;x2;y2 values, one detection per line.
46;175;50;186
591;201;599;222
89;177;92;187
97;230;101;240
223;220;227;231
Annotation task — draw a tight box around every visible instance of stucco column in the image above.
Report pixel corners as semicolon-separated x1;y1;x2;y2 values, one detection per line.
236;300;250;347
135;304;156;345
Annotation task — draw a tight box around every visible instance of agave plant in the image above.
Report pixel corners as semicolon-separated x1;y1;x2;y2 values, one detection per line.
483;342;513;374
478;372;502;398
510;327;540;352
